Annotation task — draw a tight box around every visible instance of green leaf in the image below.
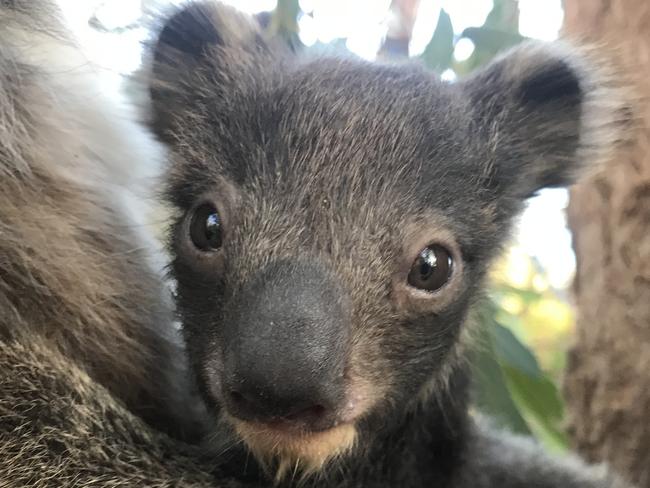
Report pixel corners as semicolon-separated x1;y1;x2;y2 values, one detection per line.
503;367;564;423
501;366;569;451
490;322;542;379
471;318;532;435
472;298;569;452
461;27;525;53
483;0;520;34
452;0;524;75
270;0;301;47
420;9;454;73
487;311;569;452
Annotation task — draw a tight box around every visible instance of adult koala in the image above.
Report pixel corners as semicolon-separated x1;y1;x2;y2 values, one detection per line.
0;1;218;486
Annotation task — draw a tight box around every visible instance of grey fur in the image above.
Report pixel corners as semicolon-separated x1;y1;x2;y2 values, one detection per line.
150;2;634;487
0;1;635;487
0;1;224;486
0;0;197;432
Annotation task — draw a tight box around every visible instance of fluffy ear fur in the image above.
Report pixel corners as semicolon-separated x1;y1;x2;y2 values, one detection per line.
149;2;279;141
460;41;630;199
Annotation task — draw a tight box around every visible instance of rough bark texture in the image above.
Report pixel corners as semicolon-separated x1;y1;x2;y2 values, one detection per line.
563;1;650;487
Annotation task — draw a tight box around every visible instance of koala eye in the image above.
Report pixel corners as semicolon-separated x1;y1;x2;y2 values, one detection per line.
407;245;453;292
189;203;223;251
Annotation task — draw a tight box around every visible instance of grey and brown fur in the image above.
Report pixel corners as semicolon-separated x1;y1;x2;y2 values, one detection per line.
0;0;199;432
0;1;221;485
149;2;636;487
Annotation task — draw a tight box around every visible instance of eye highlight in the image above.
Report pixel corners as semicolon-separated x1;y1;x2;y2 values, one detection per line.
189;203;223;251
407;244;452;292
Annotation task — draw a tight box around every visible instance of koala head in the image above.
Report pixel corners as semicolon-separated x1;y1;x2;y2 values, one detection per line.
149;1;625;477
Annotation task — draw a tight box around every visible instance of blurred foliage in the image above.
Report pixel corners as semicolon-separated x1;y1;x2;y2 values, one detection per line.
424;1;570;448
420;9;454;72
268;0;573;452
419;0;526;75
475;259;572;452
268;0;301;48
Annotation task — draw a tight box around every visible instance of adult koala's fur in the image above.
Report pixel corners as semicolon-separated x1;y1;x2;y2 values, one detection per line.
0;2;217;486
149;2;637;488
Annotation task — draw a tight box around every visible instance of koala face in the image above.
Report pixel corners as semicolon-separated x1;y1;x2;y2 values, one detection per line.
150;1;624;476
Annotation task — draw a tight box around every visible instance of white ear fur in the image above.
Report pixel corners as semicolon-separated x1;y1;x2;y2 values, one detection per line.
506;40;631;183
558;41;632;182
461;39;631;197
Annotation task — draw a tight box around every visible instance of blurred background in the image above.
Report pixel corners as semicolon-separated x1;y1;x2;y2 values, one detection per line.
55;0;579;452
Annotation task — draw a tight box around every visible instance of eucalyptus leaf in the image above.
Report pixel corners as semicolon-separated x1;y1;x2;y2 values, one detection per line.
453;0;524;74
502;366;564;423
461;27;525;53
483;0;520;34
420;9;454;73
471;327;532;435
501;366;569;451
490;322;542;379
472;298;570;451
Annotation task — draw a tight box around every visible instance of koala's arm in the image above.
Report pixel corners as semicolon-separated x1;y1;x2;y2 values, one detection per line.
450;419;634;488
0;338;250;488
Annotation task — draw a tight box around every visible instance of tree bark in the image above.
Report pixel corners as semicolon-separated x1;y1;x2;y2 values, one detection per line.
562;1;650;487
378;0;421;58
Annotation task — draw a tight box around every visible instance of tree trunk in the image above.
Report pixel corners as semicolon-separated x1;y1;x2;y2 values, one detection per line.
378;0;421;58
562;1;650;487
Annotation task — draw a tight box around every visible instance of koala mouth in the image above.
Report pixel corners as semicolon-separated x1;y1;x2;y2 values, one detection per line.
217;387;369;478
229;416;358;479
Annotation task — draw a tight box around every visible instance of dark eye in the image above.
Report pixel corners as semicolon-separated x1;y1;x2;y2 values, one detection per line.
189;204;223;251
407;244;453;292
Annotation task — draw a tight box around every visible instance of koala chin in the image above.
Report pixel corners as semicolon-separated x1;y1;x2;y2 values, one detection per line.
148;2;632;487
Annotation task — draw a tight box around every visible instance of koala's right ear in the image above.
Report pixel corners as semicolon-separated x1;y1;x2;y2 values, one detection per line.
458;41;630;200
148;2;277;141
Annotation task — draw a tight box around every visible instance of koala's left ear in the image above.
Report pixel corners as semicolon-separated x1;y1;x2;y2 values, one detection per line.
460;41;630;199
147;2;284;142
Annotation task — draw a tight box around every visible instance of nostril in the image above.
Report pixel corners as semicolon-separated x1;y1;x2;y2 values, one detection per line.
228;390;248;410
228;389;266;421
224;375;341;431
285;403;326;422
226;387;335;430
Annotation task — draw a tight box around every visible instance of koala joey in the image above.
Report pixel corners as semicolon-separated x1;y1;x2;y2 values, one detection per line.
149;2;633;487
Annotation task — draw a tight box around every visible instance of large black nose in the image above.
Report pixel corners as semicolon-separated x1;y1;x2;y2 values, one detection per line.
220;259;348;431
